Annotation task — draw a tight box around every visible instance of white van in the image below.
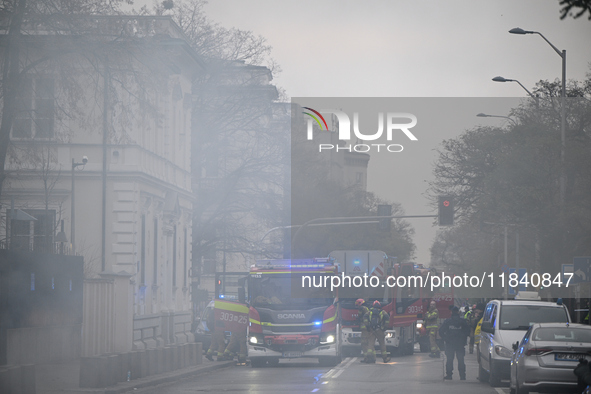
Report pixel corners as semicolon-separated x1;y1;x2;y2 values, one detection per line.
478;296;571;387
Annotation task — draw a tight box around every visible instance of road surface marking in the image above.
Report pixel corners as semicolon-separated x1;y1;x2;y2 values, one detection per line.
323;356;356;379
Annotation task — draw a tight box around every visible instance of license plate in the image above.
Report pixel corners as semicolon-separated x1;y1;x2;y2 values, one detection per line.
283;351;302;358
351;333;361;338
554;353;587;361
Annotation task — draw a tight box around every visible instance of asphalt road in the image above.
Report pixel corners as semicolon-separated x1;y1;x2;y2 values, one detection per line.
136;346;517;394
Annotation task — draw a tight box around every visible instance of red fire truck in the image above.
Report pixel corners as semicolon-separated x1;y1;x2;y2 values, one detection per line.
247;258;343;367
331;250;454;357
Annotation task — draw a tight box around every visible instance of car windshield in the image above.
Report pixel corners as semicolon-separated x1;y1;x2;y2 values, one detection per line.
499;305;568;330
533;327;591;342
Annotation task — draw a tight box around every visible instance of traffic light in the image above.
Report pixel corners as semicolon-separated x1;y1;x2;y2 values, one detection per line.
215;277;223;298
438;196;454;226
377;204;392;231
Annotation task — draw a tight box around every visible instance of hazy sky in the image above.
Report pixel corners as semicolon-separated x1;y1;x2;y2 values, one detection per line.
133;1;591;264
198;1;591;264
204;0;591;98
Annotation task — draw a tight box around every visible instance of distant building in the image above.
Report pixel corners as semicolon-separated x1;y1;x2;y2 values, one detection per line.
191;60;285;300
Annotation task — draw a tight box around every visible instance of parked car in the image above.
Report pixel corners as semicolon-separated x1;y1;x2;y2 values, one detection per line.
478;294;571;387
510;323;591;394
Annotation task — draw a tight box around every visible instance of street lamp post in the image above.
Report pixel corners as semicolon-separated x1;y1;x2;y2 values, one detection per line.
477;112;517;126
71;156;87;253
492;76;539;104
509;27;566;204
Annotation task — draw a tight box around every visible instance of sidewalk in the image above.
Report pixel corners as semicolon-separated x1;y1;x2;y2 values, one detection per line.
35;358;234;394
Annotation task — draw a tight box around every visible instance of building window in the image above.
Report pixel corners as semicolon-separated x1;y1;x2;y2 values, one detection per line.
140;214;146;285
12;77;55;139
8;209;56;252
204;145;219;178
172;225;177;287
202;245;216;275
183;227;187;288
153;218;158;285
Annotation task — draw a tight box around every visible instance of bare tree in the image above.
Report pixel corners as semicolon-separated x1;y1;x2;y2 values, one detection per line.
428;73;591;274
135;0;287;274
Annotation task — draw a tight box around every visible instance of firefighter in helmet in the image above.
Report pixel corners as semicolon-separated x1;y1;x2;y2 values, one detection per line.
364;301;391;363
222;327;247;364
355;298;370;362
425;300;441;358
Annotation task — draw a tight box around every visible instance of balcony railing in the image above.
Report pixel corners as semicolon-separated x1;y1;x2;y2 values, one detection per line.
0;237;74;255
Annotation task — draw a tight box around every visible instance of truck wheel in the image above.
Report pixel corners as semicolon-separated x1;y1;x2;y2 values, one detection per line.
250;358;266;368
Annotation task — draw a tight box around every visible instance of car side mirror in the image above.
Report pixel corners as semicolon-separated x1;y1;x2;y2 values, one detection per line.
512;341;519;351
481;321;494;334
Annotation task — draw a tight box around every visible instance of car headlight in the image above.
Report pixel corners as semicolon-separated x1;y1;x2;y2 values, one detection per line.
495;345;514;358
320;332;336;344
249;334;264;345
385;332;394;338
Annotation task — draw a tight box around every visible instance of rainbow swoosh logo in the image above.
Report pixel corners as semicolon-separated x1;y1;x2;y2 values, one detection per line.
302;107;328;130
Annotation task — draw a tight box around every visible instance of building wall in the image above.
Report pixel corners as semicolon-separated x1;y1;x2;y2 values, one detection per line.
0;16;201;353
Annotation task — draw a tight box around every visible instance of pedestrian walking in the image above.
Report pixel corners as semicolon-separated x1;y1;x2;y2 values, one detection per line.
469;303;485;353
439;306;470;380
425;300;440;358
465;303;482;354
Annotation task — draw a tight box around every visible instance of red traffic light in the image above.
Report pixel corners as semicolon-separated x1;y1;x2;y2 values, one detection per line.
438;196;454;226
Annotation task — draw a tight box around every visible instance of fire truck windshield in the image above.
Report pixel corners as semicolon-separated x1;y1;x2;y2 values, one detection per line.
250;275;333;309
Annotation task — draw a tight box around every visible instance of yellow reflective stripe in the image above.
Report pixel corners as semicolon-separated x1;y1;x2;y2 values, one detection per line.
248;318;274;327
214;300;248;314
322;315;336;324
392;314;418;319
252;271;335;274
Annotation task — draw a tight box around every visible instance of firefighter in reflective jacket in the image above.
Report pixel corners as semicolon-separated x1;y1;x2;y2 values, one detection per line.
364;301;391;363
205;307;227;361
355;299;370;361
425;300;440;358
222;328;247;364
